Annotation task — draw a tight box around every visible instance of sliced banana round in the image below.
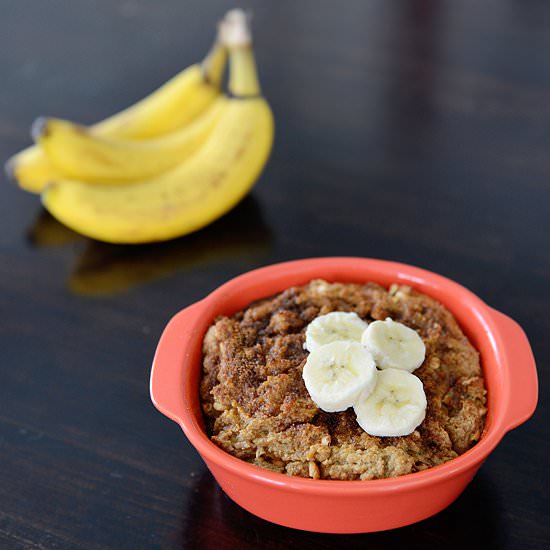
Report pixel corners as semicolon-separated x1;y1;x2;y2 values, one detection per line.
353;368;427;437
302;341;377;413
304;311;368;352
361;317;425;372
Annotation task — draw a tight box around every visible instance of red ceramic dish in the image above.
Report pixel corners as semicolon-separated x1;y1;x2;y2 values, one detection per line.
150;257;538;533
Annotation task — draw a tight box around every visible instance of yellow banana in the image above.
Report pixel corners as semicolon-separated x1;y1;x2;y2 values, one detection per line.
34;98;225;183
6;37;227;193
42;14;274;244
6;147;59;193
91;40;227;138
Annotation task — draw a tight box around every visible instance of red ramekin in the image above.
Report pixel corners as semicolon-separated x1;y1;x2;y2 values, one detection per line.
150;257;538;533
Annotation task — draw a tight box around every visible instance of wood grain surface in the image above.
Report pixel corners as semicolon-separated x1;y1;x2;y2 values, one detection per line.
1;1;549;548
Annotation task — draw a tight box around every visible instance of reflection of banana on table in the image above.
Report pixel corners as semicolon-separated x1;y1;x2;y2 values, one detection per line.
25;196;272;296
69;196;273;295
26;209;82;247
69;236;263;296
7;9;274;244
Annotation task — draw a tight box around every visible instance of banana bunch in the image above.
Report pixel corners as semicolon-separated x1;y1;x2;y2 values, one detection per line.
6;10;274;244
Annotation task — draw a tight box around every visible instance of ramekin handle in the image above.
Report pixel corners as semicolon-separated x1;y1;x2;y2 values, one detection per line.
150;301;205;423
489;308;538;432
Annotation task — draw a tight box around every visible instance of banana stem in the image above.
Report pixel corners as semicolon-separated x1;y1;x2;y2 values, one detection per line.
201;39;227;88
228;47;261;97
220;10;261;97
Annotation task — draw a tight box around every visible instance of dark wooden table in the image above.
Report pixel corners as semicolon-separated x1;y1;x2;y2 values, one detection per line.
1;1;549;548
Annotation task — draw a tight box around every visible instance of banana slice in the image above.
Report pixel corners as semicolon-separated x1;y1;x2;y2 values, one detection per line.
302;341;377;413
354;368;427;437
361;318;425;372
304;312;368;352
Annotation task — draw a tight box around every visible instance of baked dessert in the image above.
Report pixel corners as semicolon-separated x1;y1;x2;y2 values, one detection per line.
200;280;487;480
